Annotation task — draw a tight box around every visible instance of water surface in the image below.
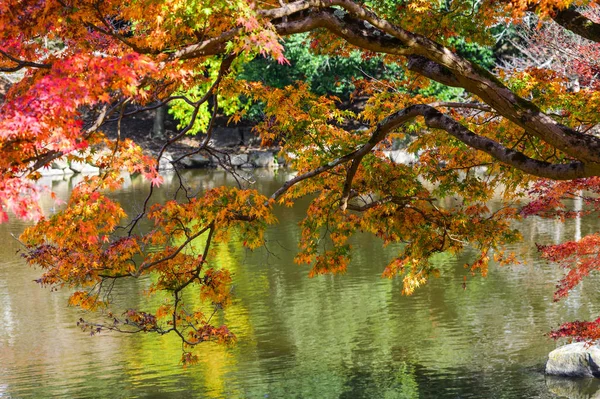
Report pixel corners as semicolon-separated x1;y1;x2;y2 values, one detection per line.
1;170;599;398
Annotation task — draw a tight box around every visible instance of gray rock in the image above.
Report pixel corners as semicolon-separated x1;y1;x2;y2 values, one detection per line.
276;153;287;166
229;154;249;167
39;168;65;177
158;153;175;171
250;151;276;168
120;172;132;189
68;161;86;173
208;154;222;167
209;127;243;147
70;161;100;174
51;159;70;170
180;154;211;169
179;157;194;168
240;127;260;146
382;150;417;165
546;343;600;378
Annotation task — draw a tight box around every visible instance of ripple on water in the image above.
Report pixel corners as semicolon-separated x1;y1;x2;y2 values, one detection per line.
3;171;600;398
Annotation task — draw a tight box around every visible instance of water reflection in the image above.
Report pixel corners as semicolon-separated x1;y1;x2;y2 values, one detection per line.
1;170;599;398
545;376;600;399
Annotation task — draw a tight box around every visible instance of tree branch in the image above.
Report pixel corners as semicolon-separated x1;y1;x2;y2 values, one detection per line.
399;104;599;180
0;50;51;72
551;8;600;44
270;2;600;166
272;103;599;202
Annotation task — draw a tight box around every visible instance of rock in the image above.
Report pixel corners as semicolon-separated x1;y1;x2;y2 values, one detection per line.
179;157;193;168
250;151;276;168
51;159;70;170
229;154;249;167
70;161;100;174
240;127;260;146
546;375;600;399
39;168;65;177
158;152;175;171
382;150;417;165
180;154;212;169
208;154;222;167
68;161;85;173
546;343;600;378
120;172;133;189
276;153;287;167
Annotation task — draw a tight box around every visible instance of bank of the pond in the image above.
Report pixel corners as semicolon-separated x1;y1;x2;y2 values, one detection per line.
40;110;288;177
39;107;418;177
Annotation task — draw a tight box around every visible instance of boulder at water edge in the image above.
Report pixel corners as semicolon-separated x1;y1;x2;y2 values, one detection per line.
546;343;600;378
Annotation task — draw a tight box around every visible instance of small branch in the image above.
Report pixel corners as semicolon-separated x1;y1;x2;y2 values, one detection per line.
173;223;215;294
339;158;361;211
137;224;213;275
0;49;51;72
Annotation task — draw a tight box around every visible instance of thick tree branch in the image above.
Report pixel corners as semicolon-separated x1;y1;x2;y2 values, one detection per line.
407;55;461;87
170;29;238;60
552;8;600;44
397;104;599;180
272;103;599;202
339;158;361;211
269;2;600;166
274;9;409;55
428;101;494;113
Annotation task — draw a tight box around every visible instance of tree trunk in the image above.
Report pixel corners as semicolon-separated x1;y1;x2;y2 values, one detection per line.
152;105;166;139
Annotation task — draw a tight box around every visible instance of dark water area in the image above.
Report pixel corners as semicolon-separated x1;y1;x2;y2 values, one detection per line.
1;170;600;398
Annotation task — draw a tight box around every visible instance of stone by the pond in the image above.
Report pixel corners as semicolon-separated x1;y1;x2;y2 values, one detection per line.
229;154;249;167
546;343;600;378
158;152;175;171
70;161;100;174
250;151;276;168
277;153;288;166
49;159;75;175
39;167;65;177
180;154;211;168
51;159;70;170
382;150;417;165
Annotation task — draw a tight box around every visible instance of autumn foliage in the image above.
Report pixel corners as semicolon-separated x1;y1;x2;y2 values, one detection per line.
4;0;600;362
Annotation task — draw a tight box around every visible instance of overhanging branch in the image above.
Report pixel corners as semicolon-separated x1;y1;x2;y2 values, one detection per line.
272;104;600;203
552;8;600;44
270;2;600;166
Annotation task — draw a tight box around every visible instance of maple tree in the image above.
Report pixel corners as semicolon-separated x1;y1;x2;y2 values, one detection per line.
4;0;600;363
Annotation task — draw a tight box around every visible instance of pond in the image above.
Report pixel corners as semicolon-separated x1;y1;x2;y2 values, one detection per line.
1;169;599;398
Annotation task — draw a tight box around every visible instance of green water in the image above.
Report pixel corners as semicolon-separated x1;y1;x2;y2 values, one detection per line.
1;170;599;398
